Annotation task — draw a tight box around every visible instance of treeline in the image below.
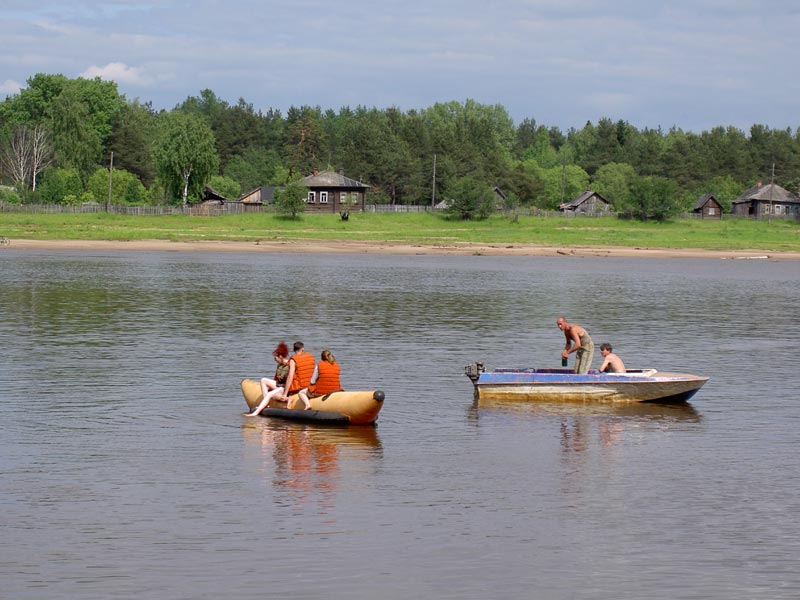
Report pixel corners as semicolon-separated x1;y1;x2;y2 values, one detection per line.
2;73;799;218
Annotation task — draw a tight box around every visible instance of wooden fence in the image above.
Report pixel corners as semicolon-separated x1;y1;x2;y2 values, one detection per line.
1;201;796;221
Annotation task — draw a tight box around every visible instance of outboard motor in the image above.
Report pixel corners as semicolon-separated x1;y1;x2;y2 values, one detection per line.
464;362;485;383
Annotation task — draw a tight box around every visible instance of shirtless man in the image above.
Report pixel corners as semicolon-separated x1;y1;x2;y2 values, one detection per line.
557;316;595;374
598;342;626;373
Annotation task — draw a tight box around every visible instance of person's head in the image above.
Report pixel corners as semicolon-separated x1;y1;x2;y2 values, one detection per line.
600;343;612;355
273;341;289;362
293;341;304;353
321;349;336;364
556;316;568;331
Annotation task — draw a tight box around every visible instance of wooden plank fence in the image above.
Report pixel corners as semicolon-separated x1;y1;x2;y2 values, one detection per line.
1;201;795;220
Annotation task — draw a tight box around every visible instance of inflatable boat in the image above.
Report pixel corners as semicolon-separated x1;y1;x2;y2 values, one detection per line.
240;378;385;425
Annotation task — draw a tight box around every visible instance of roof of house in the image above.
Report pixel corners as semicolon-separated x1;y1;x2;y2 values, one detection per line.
561;190;609;210
732;183;799;204
203;186;228;202
300;170;370;189
694;193;721;210
237;185;277;204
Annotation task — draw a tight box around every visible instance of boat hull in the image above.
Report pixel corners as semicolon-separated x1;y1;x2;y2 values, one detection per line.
468;367;708;404
240;378;385;425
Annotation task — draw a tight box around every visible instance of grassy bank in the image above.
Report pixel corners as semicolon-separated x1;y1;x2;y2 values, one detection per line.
1;212;799;252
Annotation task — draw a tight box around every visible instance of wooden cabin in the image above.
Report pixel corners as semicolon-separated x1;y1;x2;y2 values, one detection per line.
559;190;611;215
299;169;370;214
731;182;800;218
237;185;277;211
693;194;723;219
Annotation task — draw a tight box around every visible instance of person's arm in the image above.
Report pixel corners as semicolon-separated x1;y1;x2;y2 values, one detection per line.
309;364;319;385
283;359;296;397
599;356;611;372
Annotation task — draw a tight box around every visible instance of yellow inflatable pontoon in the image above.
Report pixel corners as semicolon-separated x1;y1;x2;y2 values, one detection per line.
240;378;385;425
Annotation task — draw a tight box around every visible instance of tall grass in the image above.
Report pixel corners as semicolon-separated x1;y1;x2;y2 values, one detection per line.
1;212;798;252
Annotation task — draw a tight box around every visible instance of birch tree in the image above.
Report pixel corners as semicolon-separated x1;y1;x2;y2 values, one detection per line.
0;123;52;190
154;111;218;207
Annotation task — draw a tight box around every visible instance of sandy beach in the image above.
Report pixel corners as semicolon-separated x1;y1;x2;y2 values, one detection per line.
5;238;800;260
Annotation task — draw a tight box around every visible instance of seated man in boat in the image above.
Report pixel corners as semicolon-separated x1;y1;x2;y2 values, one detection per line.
283;341;315;410
598;343;626;373
557;316;594;374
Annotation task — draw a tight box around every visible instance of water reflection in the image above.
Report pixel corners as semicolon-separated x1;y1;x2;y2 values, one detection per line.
468;398;702;453
470;397;701;422
241;420;381;510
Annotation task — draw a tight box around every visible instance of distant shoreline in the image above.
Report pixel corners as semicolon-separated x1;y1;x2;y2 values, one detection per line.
6;238;800;260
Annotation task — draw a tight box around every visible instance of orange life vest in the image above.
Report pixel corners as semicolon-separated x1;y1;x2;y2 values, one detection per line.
288;352;315;393
311;361;342;395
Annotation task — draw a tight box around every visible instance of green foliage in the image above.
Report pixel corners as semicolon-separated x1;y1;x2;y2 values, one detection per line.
109;100;158;187
444;177;496;220
273;180;307;218
283;105;328;177
50;85;103;179
86;166;147;205
207;175;241;200
592;162;637;207
501;162;543;206
6;73;800;216
153;111;218;206
224;147;284;191
620;176;680;221
537;164;590;209
38;168;83;203
522;127;560;168
2;74;124;181
0;186;21;204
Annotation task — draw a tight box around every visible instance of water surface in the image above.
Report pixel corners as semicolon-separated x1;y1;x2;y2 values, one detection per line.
1;249;798;599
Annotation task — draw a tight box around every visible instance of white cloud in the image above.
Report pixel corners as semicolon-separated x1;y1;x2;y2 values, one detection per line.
80;62;153;87
1;79;23;96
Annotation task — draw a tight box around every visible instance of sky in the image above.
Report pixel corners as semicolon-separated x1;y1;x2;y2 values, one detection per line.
1;0;799;133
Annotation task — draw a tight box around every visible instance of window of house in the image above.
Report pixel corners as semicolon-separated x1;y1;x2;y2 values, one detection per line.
307;192;315;204
708;207;716;215
775;205;783;215
320;191;328;204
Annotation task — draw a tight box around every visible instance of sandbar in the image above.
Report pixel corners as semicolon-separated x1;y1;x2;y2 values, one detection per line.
4;238;799;260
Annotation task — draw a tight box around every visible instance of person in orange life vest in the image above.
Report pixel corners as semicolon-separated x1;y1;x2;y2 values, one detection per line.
244;341;291;417
309;349;343;396
283;341;315;410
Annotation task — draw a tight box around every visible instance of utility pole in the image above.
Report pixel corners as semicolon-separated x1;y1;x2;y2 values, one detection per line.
768;162;774;224
107;151;114;212
431;153;437;208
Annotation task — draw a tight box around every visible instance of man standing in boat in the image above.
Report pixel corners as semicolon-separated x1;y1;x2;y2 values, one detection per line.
557;316;594;374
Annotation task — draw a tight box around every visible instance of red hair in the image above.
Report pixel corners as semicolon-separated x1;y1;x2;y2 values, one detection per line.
272;341;289;358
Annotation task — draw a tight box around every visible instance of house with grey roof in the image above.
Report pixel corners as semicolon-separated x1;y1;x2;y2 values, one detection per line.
693;193;723;219
731;182;799;218
559;190;611;215
299;168;370;214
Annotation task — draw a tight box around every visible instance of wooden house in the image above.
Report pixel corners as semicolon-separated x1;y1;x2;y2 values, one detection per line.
299;169;370;214
693;194;723;219
237;185;277;210
731;182;800;218
559;190;611;215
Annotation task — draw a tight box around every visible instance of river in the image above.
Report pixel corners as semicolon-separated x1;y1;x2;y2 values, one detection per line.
1;249;798;599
